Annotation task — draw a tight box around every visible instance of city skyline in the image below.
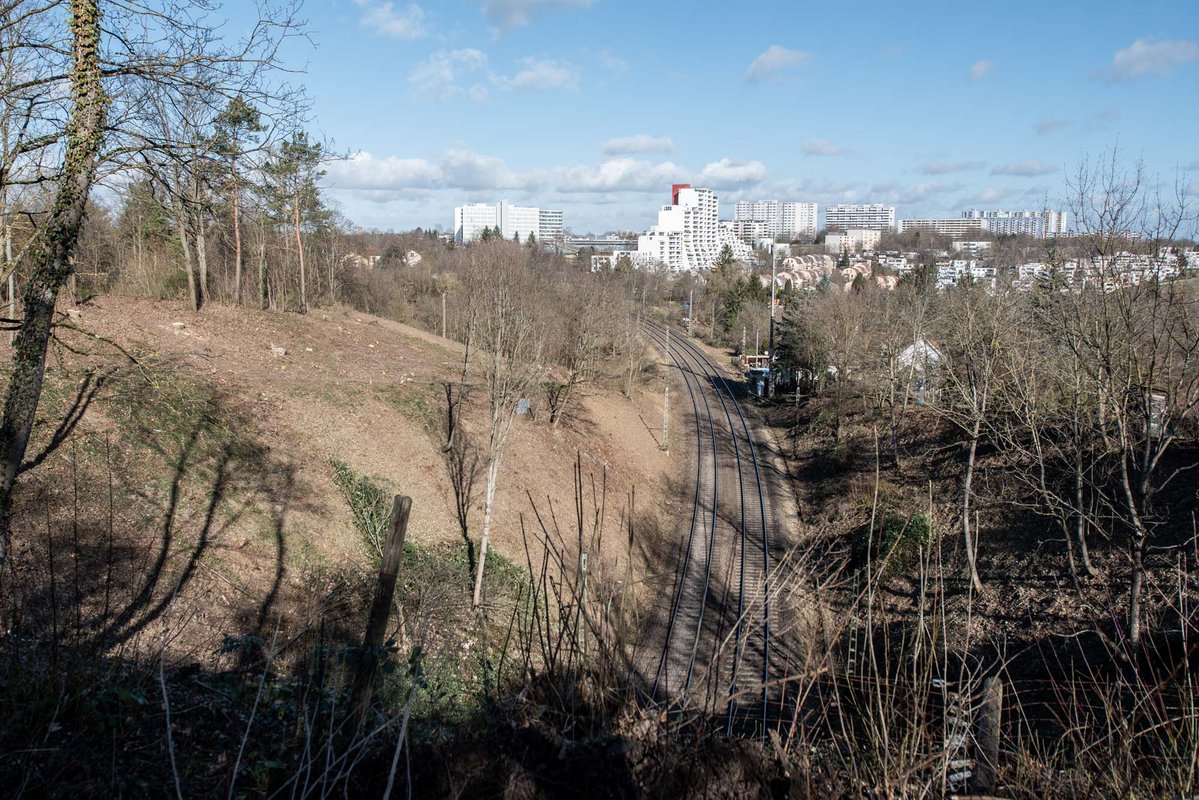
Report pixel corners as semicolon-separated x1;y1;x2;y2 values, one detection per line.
272;0;1199;233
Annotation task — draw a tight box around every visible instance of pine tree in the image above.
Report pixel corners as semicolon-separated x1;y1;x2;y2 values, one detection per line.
263;131;324;313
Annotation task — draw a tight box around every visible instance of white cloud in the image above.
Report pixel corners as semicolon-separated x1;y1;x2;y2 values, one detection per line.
598;50;627;73
556;158;687;193
325;152;442;190
1098;37;1198;81
492;57;578;91
440;147;532;190
478;0;593;31
408;49;488;101
802;138;847;157
601;135;674;155
968;60;993;80
921;159;985;175
323;148;767;205
354;1;428;39
697;158;767;188
968;187;1017;204
991;160;1058;177
1035;118;1069;135
744;45;809;83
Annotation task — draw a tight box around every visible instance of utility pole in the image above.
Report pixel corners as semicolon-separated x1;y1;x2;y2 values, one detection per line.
768;251;778;397
687;288;694;336
742;326;746;353
441;292;446;339
662;383;669;452
662;327;669;452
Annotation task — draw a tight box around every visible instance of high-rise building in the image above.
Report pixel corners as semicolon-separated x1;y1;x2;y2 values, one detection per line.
733;200;819;240
498;200;539;242
962;208;1069;238
625;184;754;272
453;200;565;243
454;203;498;243
826;203;896;231
899;218;986;237
537;208;564;242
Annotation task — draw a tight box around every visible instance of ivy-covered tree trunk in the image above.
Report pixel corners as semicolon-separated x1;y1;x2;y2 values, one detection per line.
0;0;109;565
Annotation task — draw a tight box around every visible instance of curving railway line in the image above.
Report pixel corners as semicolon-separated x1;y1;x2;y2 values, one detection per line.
642;319;777;734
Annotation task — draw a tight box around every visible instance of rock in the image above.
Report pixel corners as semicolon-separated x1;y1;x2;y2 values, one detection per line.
270;343;286;358
171;321;186;329
67;308;82;320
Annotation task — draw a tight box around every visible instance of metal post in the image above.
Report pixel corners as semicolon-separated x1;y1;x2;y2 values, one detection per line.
441;291;446;339
768;252;777;396
662;383;669;452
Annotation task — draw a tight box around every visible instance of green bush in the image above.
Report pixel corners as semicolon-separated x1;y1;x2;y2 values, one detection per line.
854;510;936;576
330;460;392;563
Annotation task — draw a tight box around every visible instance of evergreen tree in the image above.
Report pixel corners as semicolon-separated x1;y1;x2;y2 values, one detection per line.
211;96;264;305
263;131;325;313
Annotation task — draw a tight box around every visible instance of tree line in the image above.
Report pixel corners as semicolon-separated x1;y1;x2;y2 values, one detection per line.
771;153;1198;648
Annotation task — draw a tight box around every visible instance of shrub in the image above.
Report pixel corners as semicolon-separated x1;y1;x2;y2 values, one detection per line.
330;460;392;563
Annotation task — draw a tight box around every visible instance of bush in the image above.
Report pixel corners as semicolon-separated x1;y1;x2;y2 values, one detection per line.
854;510;936;576
330;460;392;563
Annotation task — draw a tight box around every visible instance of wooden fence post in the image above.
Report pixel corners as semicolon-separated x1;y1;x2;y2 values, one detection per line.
972;676;1003;794
350;495;412;729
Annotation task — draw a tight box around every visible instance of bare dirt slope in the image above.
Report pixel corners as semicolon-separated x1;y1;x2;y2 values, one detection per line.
8;296;674;660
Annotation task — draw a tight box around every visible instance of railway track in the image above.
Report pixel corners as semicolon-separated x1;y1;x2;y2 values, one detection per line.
643;320;774;733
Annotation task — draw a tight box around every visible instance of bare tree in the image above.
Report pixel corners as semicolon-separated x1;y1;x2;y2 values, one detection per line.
933;281;1020;591
1038;151;1199;644
0;0;306;565
543;275;621;428
465;244;545;609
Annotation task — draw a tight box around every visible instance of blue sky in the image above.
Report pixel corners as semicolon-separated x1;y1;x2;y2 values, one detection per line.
277;0;1198;234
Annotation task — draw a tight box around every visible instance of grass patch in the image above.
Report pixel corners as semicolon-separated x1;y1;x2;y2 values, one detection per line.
330;459;393;563
374;383;439;434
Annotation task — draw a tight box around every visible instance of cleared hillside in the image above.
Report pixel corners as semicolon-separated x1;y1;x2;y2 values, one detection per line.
6;295;674;661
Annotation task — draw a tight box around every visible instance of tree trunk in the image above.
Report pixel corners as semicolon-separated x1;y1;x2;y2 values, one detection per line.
0;0;108;566
231;163;242;304
294;191;306;314
258;216;267;310
5;230;14;346
1129;533;1144;646
177;206;198;312
194;202;208;309
471;456;501;609
1075;461;1098;577
962;417;984;591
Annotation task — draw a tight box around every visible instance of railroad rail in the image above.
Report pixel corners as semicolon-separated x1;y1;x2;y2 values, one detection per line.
642;320;774;733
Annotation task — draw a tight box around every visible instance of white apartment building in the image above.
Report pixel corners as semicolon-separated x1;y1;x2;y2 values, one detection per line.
826;203;896;231
826;228;882;253
962;209;1069;238
498;200;539;242
734;200;819;240
952;240;993;254
537;209;564;242
453;200;565;243
454;203;498;243
625;184;753;272
899;218;986;238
